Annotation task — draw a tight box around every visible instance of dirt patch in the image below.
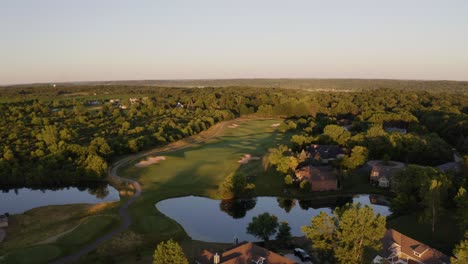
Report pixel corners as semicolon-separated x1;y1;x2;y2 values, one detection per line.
228;124;240;128
238;154;261;164
135;156;166;167
270;123;281;127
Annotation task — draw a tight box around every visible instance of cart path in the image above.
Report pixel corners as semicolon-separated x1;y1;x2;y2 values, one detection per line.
49;120;233;264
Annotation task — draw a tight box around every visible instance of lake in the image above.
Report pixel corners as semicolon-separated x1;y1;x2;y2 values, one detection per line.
156;194;391;243
0;184;120;214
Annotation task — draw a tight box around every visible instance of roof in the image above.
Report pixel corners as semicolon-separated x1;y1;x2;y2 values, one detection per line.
295;166;337;191
197;242;296;264
306;144;344;160
384;127;407;134
369;161;405;181
437;162;462;173
381;229;450;264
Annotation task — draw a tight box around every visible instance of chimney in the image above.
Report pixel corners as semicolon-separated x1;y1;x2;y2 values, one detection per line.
214;253;220;264
233;235;238;246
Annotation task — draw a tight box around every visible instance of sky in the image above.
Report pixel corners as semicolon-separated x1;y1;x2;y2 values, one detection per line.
1;0;468;84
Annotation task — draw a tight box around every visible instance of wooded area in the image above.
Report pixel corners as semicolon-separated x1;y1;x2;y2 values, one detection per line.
0;85;466;188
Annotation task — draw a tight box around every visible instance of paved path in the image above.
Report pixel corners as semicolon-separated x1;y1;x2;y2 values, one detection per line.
49;120;231;263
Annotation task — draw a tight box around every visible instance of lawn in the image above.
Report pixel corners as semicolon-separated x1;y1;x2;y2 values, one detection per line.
2;245;62;264
387;211;462;255
57;215;119;248
0;203;119;263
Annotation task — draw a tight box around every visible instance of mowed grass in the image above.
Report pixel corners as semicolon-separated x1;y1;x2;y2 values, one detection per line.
57;215;119;248
1;203;119;263
2;245;62;264
119;119;290;237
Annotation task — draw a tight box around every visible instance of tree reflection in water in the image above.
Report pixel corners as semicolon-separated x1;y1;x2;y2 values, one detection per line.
219;198;257;219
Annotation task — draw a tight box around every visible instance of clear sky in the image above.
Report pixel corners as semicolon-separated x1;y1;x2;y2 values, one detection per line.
1;0;468;84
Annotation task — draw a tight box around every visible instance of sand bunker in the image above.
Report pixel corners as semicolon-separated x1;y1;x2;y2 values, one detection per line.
270;123;280;127
238;154;261;164
135;156;166;167
228;124;240;128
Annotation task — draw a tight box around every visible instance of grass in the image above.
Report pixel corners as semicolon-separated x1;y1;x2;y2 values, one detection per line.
387;210;461;255
0;203;119;263
57;216;119;247
2;245;62;264
119;119;290;236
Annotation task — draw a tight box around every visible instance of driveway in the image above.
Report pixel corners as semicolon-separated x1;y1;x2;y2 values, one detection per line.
284;254;313;264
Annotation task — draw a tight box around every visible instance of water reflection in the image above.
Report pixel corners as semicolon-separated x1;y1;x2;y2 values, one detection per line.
0;184;120;214
156;194;390;242
220;198;257;219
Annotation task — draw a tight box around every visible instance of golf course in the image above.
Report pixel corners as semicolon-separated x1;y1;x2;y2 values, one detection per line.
120;118;289;237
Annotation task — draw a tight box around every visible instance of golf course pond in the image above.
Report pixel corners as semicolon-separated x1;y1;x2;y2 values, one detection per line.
0;184;120;214
156;194;391;242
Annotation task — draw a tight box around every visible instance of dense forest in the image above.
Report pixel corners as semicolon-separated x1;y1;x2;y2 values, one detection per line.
3;78;468;93
0;85;467;188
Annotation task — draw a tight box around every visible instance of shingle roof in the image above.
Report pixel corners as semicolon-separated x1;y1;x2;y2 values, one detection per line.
306;144;344;160
295;165;337;191
436;162;462;173
381;229;450;264
197;242;296;264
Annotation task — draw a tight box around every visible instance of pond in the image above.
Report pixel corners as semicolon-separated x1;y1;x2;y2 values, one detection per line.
0;184;120;214
156;194;391;243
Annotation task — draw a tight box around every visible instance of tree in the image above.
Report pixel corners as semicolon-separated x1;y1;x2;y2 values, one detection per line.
276;221;292;246
455;187;468;231
217;173;247;199
452;233;468;264
342;146;368;169
421;176;448;233
302;203;386;264
300;180;310;191
323;125;351;145
153;239;188;264
247;212;279;242
284;175;293;185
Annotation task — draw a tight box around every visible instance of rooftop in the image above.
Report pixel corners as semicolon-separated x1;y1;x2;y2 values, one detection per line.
197;242;296;264
381;229;450;264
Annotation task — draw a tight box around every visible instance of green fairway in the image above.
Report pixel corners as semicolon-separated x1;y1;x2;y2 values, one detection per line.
119;119;290;236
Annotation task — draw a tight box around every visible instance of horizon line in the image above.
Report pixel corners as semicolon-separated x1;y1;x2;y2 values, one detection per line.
2;77;468;87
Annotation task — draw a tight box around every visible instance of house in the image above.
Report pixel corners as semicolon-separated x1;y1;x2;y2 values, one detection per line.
176;102;184;108
368;160;405;188
373;229;450;264
306;144;345;164
196;242;296;264
437;162;462;173
384;127;407;134
0;214;8;228
295;165;338;191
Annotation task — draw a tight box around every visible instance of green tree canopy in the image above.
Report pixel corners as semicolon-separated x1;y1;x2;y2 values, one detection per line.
276;221;292;246
247;212;279;242
302;203;386;264
153;239;188;264
452;233;468;264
